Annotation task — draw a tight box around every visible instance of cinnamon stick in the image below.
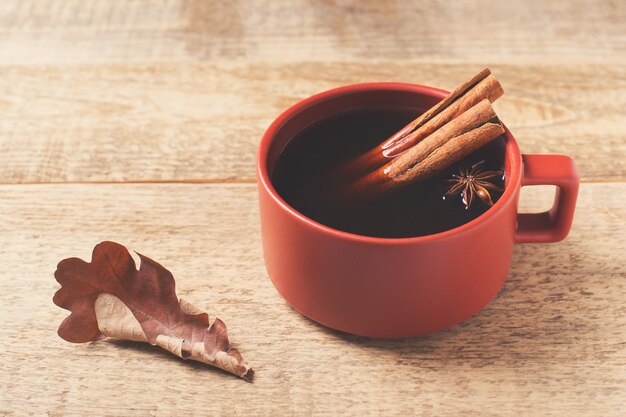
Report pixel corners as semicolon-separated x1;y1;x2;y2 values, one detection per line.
335;68;504;180
340;99;505;199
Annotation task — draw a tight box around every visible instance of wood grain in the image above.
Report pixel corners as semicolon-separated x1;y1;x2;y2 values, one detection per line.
0;183;623;416
0;63;624;184
0;0;624;65
0;1;624;415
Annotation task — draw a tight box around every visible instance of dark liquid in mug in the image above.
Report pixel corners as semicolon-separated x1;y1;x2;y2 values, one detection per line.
272;106;506;238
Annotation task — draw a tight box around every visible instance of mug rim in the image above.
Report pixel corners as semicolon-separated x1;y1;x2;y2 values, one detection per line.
257;82;522;245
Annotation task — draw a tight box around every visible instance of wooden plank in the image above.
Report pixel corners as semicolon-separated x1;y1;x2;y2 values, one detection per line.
0;63;624;183
0;182;623;416
0;0;624;65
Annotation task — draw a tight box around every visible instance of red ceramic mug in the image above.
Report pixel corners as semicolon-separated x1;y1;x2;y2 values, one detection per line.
257;83;579;338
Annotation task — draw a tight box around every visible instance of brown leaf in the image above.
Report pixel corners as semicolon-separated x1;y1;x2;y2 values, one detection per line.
53;241;253;381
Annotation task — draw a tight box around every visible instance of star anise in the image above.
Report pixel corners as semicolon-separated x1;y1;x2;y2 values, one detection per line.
443;161;503;209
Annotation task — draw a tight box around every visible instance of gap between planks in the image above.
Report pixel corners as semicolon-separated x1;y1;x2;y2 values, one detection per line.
0;178;622;187
0;178;258;186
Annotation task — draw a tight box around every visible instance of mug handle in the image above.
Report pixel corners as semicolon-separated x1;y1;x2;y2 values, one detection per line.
515;154;580;243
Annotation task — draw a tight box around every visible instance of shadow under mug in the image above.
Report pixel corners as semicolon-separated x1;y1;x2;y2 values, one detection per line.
257;83;579;338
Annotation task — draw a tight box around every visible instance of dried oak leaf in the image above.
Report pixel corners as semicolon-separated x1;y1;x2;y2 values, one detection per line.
53;241;253;381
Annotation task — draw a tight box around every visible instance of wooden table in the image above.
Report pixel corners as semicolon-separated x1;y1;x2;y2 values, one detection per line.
1;1;624;415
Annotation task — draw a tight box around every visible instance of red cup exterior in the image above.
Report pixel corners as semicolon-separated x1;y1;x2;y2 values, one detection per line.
257;83;579;338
